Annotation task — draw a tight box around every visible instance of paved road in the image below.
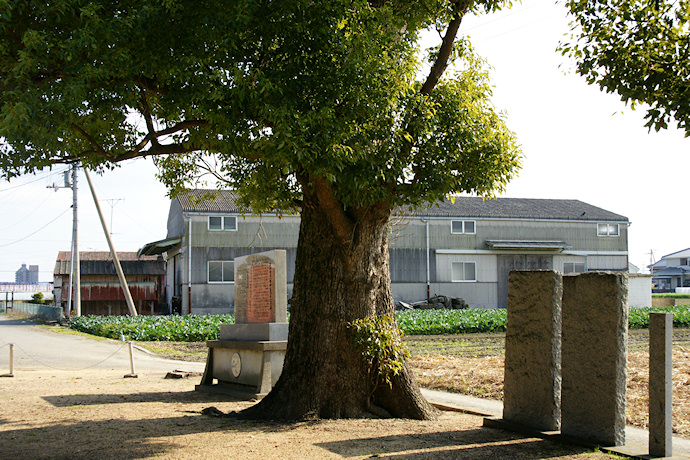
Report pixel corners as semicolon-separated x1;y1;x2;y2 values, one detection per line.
0;316;205;375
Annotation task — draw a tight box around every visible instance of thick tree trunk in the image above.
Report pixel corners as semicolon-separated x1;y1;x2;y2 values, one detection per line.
240;191;437;420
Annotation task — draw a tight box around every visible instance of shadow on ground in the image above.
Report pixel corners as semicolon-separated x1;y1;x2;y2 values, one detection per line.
316;428;599;459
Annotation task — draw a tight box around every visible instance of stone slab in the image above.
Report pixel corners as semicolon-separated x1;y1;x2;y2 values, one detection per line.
219;322;289;341
561;271;628;447
211;347;284;387
503;270;562;431
196;340;287;400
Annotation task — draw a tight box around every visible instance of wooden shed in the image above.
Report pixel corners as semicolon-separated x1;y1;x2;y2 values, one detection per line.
53;251;166;316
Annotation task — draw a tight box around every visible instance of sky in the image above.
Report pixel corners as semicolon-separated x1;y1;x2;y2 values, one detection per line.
0;0;688;287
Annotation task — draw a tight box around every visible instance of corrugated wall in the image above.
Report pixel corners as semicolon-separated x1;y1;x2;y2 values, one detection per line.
391;218;628;252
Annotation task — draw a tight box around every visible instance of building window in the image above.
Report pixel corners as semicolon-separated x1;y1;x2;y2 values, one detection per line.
451;220;476;234
208;261;234;283
563;262;586;274
452;262;476;282
681;258;689;266
597;223;619;236
209;215;237;231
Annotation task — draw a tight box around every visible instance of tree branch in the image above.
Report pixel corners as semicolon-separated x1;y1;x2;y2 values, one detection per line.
112;142;202;162
310;175;354;244
133;75;168;94
69;123;115;161
394;0;471;191
420;0;471;95
138;91;160;147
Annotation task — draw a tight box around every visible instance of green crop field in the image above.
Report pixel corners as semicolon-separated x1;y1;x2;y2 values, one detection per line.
68;305;690;342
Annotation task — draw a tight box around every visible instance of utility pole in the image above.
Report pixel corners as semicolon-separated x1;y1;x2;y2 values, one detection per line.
48;165;80;317
648;249;656;274
72;165;80;317
104;198;124;235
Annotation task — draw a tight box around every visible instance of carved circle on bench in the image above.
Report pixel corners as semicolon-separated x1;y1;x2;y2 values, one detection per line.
231;352;242;378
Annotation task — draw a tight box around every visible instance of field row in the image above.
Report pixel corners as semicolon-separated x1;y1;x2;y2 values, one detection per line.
67;305;690;342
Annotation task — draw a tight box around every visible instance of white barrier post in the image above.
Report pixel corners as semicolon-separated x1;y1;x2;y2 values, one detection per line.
124;341;138;378
1;343;15;377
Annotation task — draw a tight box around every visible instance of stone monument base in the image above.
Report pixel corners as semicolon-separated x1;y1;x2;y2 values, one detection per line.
220;322;288;341
195;340;287;400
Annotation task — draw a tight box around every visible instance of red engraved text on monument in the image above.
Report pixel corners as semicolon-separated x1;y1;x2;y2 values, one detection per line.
247;263;275;323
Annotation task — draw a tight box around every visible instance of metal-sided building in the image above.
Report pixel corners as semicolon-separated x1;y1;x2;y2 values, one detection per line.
141;190;630;314
53;251;166;316
390;198;629;308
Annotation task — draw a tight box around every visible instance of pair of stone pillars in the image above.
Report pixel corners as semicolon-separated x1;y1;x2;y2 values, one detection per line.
503;270;628;447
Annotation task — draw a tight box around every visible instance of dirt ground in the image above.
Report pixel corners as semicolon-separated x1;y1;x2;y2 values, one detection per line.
142;328;690;438
0;368;614;460
1;322;687;459
404;329;690;438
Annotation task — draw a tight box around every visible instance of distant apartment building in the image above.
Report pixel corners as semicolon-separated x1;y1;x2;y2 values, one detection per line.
15;264;39;283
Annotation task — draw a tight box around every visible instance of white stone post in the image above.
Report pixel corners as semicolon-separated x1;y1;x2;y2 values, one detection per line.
124;341;138;378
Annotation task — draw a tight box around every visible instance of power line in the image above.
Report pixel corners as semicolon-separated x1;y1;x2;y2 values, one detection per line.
0;193;54;232
0;169;58;193
0;207;71;248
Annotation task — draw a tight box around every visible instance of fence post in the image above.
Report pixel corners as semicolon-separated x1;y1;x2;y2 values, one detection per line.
649;312;673;457
124;341;138;378
1;343;15;377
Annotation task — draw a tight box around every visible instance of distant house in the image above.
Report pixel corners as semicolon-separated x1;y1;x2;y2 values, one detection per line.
15;264;39;283
649;248;690;292
141;190;631;314
53;252;166;316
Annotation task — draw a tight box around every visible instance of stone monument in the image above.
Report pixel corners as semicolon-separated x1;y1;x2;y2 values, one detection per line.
196;250;288;399
503;270;562;431
487;270;629;451
561;271;628;446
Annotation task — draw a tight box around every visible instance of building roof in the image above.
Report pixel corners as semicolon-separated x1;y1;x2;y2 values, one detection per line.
649;259;668;269
660;247;690;259
176;189;242;213
175;190;628;222
408;197;628;222
56;251;160;262
54;252;164;276
138;237;183;256
651;266;690;277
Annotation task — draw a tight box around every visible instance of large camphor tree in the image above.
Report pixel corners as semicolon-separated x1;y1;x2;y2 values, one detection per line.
0;0;521;419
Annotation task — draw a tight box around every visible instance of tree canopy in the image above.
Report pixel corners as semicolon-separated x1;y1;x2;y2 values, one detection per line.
0;0;521;216
0;0;522;419
561;0;690;136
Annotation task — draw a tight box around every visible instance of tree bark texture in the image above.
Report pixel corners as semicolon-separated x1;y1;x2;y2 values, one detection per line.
240;190;437;420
